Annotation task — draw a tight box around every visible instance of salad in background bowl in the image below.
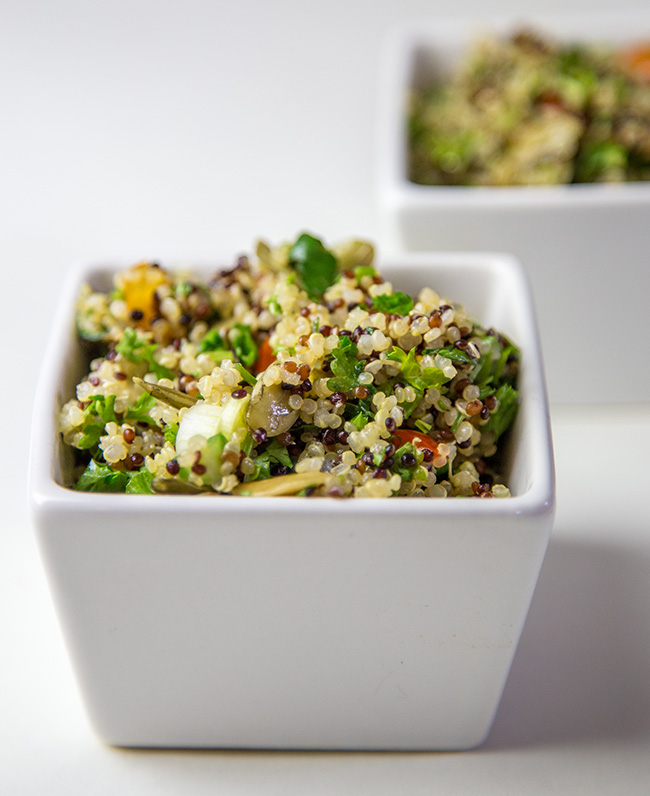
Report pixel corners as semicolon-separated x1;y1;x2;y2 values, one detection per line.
378;11;650;404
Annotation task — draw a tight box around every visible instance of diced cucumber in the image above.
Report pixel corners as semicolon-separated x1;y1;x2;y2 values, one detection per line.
175;403;224;456
201;433;227;485
219;393;250;438
175;394;250;458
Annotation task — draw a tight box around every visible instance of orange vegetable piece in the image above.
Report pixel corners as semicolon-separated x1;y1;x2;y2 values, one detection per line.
254;335;276;373
117;263;169;327
392;428;438;454
618;42;650;81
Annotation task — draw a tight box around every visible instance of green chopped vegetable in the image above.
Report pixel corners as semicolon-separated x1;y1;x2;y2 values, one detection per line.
163;422;178;445
354;265;376;282
199;433;227;485
233;362;257;386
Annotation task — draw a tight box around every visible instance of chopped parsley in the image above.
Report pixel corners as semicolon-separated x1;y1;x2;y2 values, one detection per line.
228;323;258;368
75;460;154;494
483;384;520;441
115;327;173;380
425;346;474;364
327;336;364;393
371;292;413;315
197;328;227;354
77;395;117;449
124;392;157;426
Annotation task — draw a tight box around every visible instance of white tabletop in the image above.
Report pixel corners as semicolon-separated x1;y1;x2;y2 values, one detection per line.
2;1;649;793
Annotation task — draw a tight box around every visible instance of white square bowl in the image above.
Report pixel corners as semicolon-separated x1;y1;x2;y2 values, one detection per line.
378;12;650;404
29;252;554;751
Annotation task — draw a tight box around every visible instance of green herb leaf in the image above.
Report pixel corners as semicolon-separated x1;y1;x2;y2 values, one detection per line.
228;323;258;368
125;468;155;494
391;441;421;481
116;327;173;380
266;439;293;469
327;337;364;393
267;295;282;316
250;450;270;481
483;384;520;442
125;392;158;426
349;411;368;431
371;292;413;315
386;347;449;392
424;346;474;363
94;394;117;422
289;233;339;301
78;421;104;450
75;460;130;492
174;281;193;299
197;328;226;354
163;422;178;445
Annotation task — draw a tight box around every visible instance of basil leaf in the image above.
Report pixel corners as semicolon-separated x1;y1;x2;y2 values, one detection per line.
289;233;339;301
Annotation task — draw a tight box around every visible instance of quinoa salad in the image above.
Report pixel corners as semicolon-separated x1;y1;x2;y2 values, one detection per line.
59;234;520;498
409;29;650;186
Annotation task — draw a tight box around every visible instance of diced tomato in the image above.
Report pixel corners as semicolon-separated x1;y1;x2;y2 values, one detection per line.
392;428;438;454
537;90;567;111
254;335;276;373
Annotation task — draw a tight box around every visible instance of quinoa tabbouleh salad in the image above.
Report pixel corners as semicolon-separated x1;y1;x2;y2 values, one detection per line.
59;234;520;498
409;29;650;186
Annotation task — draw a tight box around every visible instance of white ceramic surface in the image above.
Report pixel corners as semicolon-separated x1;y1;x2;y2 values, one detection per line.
378;12;650;405
28;253;554;751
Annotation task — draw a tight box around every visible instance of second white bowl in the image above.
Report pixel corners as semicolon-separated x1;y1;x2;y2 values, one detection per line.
378;12;650;404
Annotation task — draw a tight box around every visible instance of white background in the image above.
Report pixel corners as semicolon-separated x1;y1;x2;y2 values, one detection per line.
2;1;650;793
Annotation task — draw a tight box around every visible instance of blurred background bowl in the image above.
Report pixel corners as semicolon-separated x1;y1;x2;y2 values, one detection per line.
378;11;650;404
